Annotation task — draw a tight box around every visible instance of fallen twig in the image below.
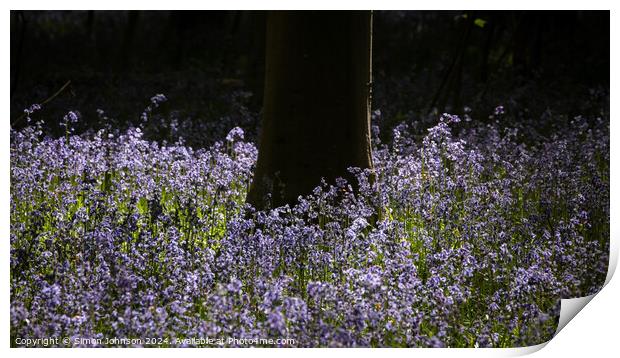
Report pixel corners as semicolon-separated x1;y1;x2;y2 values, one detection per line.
12;80;72;126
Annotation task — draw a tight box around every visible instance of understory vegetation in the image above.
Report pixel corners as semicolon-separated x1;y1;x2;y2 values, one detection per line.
10;100;609;347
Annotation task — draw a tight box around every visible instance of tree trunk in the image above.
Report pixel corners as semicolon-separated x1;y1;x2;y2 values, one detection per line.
247;10;374;209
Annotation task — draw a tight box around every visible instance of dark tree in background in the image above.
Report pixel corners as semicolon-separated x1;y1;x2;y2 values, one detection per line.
247;11;374;209
10;11;609;150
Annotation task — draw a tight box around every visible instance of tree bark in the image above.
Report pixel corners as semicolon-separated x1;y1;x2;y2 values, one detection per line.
247;10;374;209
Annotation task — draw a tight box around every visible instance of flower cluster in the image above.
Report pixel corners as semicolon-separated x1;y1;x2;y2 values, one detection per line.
10;109;608;347
23;103;42;123
141;94;168;124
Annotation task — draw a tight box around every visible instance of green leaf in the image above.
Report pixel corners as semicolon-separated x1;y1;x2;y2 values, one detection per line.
474;18;487;28
137;196;149;216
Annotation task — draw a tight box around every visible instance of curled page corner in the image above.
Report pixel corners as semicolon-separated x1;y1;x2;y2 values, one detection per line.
555;294;596;335
553;234;618;338
499;242;617;356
